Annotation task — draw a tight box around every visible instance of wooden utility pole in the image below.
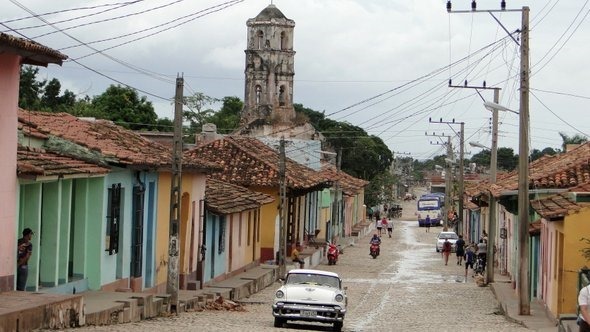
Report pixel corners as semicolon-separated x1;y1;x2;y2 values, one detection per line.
167;75;183;312
425;131;452;230
278;138;287;278
518;6;530;315
429;118;464;232
444;136;452;231
458;122;464;235
446;4;531;312
487;88;500;283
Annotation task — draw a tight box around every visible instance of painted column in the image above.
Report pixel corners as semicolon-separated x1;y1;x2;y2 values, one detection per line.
0;54;19;291
73;180;89;281
58;180;72;285
21;183;42;291
40;182;61;287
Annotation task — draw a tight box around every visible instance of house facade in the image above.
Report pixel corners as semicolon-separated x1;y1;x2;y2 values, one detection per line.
469;143;590;320
17;110;176;293
0;32;66;291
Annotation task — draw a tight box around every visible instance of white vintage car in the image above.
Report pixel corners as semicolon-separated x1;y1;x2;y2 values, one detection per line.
272;269;347;331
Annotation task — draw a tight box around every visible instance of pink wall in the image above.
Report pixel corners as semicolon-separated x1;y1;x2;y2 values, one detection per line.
0;53;20;288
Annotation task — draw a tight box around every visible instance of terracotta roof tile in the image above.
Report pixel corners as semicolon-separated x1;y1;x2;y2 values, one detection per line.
186;136;331;190
530;183;590;219
319;163;368;196
471;143;590;198
17;145;110;178
205;178;274;214
0;32;67;66
19;110;174;168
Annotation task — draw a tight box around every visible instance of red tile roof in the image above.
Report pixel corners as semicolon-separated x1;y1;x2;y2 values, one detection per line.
185;136;331;190
17;145;110;179
205;178;275;214
18;110;217;171
319;163;368;196
530;183;590;219
0;32;67;66
470;143;590;198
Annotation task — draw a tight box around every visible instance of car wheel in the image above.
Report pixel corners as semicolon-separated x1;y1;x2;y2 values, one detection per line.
274;317;285;327
333;321;343;331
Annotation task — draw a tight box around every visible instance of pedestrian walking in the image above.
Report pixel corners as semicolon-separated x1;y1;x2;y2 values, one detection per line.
386;219;393;238
578;283;590;331
442;238;452;265
376;217;383;236
17;228;34;291
476;239;487;271
455;234;465;266
464;246;476;280
425;215;431;233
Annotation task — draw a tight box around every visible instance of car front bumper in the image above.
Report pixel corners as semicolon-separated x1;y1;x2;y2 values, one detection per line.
272;302;346;323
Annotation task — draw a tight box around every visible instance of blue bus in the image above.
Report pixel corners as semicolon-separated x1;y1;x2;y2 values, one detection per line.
417;193;444;227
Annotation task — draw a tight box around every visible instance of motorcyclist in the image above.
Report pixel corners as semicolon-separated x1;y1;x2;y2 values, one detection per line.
370;233;381;256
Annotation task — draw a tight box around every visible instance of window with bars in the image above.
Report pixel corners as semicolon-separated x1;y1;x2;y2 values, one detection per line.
106;183;122;255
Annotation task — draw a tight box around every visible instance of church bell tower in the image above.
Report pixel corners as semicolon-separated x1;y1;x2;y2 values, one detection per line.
241;4;296;128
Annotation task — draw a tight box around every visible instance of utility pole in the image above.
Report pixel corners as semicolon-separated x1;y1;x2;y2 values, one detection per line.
448;82;501;282
446;1;530;314
167;75;183;313
429;118;464;233
278;137;287;278
458;122;464;236
487;88;499;283
425;131;452;231
517;6;531;315
333;148;342;240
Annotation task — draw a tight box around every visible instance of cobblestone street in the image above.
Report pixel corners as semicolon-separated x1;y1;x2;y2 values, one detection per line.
70;198;531;332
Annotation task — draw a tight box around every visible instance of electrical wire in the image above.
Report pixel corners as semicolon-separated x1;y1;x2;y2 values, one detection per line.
1;1;144;25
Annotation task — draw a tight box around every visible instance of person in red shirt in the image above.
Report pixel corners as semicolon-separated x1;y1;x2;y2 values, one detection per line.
442;238;452;266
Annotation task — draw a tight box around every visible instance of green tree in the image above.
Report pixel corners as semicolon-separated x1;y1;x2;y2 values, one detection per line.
91;85;158;130
183;92;219;133
497;147;518;171
559;132;588;152
530;147;558;161
19;65;45;110
204;96;242;133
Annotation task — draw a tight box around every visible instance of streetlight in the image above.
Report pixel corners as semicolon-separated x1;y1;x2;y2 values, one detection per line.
484;101;518;115
469;141;490;150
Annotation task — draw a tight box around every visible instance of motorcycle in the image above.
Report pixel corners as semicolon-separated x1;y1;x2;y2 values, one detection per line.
327;243;339;265
370;242;380;259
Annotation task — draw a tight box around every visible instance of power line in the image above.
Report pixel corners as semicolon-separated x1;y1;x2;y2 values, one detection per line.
1;1;144;25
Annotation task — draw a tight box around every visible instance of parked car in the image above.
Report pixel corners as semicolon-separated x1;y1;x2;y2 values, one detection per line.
272;269;347;331
436;231;459;252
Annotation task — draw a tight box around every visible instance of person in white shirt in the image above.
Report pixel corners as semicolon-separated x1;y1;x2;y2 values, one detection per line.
376;218;383;236
578;284;590;331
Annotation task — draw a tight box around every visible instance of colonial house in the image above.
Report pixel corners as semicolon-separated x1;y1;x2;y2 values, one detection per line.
0;32;66;291
200;178;274;284
469;142;590;318
531;183;590;318
16;110;218;293
184;136;331;263
319;163;368;241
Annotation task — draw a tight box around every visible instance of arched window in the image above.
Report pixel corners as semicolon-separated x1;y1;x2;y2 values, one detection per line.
280;31;286;50
257;31;264;49
255;85;262;105
279;85;286;106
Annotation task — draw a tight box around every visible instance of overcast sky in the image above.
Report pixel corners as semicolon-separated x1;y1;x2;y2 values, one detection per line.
3;0;589;160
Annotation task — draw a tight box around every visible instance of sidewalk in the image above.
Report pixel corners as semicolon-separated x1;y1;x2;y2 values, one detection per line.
489;273;558;331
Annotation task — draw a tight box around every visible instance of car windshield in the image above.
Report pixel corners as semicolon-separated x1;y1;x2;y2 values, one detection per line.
439;233;458;240
286;273;340;288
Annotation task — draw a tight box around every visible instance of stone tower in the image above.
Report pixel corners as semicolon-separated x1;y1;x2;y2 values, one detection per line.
240;4;296;130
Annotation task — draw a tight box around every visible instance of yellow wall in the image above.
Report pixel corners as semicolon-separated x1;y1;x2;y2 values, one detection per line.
253;187;279;261
560;207;590;314
155;173;172;287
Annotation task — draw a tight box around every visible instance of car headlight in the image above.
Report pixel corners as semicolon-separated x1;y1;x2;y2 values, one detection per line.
335;294;344;302
275;290;284;298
